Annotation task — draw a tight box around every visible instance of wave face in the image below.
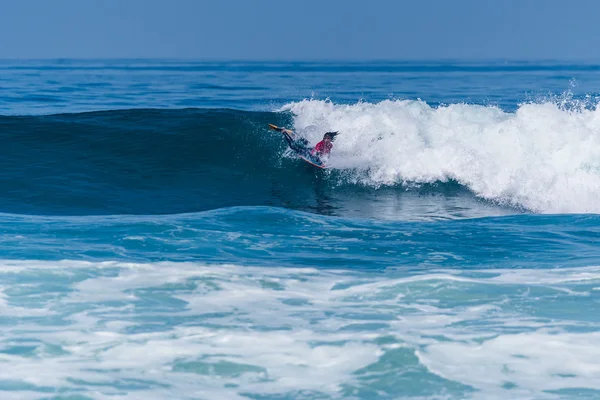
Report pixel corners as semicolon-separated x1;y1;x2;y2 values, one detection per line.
1;101;599;217
0;107;501;219
0;108;290;215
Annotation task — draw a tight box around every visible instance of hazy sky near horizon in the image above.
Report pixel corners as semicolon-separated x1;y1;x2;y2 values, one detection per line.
1;0;599;60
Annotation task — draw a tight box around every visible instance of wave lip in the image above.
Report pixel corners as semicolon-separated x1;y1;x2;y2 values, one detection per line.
283;99;600;214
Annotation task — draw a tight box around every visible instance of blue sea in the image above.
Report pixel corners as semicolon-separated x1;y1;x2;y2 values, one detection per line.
1;60;600;400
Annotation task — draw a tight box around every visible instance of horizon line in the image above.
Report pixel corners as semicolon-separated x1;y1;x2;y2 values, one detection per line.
1;57;600;63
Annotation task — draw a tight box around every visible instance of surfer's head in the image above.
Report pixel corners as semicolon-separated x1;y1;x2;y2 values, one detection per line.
323;131;339;141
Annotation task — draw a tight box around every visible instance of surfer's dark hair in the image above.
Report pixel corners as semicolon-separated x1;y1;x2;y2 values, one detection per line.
324;131;339;140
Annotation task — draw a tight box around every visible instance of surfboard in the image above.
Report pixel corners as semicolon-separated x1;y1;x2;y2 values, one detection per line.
299;154;327;169
269;124;327;169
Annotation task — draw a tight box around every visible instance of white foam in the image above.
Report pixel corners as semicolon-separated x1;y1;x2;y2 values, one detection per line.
418;331;600;398
2;260;600;398
282;99;600;213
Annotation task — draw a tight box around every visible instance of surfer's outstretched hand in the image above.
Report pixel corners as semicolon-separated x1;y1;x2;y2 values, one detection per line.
269;124;295;137
268;124;288;133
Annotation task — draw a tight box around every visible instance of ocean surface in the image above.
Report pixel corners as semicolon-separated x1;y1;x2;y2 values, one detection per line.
1;59;600;400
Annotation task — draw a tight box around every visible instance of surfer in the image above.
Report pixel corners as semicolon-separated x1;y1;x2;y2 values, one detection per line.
311;132;338;158
268;124;338;158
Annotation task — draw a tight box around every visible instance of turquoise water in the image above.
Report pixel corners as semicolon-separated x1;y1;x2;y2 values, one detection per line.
1;60;600;399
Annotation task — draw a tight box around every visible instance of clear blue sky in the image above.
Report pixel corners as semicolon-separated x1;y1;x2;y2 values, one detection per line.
1;0;599;60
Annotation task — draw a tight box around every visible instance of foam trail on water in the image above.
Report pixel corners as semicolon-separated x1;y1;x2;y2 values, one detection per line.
3;260;600;399
282;100;600;213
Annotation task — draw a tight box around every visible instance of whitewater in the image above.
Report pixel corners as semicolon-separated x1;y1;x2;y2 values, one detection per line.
284;99;600;214
1;60;600;400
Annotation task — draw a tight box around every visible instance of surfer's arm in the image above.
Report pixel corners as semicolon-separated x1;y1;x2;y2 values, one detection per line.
269;125;297;140
281;128;295;137
282;131;298;149
282;129;298;142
